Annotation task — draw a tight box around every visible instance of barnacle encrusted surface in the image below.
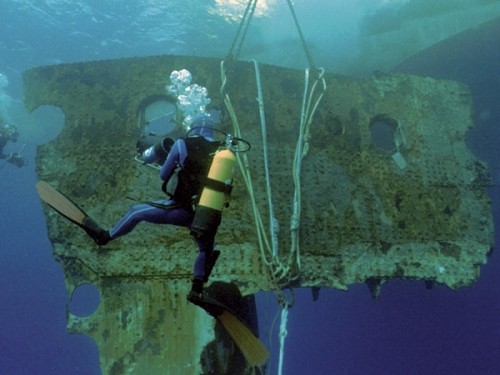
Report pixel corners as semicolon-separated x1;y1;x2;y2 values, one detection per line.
25;55;493;375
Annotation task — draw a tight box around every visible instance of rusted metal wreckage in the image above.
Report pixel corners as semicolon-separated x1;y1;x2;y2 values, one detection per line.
24;55;493;374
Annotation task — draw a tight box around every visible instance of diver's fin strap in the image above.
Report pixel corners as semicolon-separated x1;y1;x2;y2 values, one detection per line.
187;292;226;317
81;216;103;236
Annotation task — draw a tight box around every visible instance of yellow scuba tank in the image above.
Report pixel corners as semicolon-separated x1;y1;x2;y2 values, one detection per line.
191;148;236;237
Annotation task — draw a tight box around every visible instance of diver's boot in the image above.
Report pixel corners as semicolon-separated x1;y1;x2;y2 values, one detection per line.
203;250;220;282
187;278;224;316
94;230;111;246
82;216;111;246
187;278;205;306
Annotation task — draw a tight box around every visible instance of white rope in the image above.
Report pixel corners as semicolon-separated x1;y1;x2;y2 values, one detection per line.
277;305;289;375
221;60;326;375
289;68;326;269
220;61;274;268
18;143;27;156
252;59;280;258
219;4;327;374
220;58;326;279
289;68;310;270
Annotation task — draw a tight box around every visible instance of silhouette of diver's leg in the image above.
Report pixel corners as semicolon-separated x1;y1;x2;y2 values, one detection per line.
109;200;193;240
189;233;218;297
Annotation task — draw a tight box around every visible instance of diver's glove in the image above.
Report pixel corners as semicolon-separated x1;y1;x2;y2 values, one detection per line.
7;152;26;168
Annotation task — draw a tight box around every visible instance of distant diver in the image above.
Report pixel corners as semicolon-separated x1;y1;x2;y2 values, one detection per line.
37;114;237;303
0;123;27;168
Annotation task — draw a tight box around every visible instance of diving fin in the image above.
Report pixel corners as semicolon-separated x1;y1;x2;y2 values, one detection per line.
36;180;87;225
217;309;269;367
187;292;269;367
36;180;110;245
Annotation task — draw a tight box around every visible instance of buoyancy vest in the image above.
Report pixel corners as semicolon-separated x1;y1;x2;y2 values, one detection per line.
165;136;221;209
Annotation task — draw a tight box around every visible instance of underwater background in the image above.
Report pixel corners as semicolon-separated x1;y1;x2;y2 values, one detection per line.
0;1;499;374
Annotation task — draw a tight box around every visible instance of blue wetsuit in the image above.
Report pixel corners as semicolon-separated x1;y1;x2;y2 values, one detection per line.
108;129;216;282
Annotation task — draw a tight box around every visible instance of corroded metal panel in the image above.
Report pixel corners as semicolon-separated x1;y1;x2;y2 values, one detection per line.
24;55;493;374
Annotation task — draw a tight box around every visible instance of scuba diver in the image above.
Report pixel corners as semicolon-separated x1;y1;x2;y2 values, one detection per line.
36;69;247;304
0;123;26;168
80;114;234;302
